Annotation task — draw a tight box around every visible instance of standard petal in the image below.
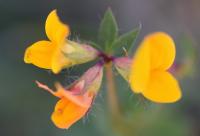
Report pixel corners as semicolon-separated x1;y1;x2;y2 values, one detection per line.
45;10;70;44
143;71;182;103
24;41;54;69
147;32;176;70
129;40;151;93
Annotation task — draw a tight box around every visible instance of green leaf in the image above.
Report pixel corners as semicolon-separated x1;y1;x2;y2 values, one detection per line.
112;24;141;56
98;8;118;51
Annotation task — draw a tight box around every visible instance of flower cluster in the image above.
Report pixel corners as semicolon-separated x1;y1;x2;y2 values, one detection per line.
24;10;182;129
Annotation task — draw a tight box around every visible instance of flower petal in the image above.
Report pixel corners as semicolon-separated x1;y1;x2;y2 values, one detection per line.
51;49;72;74
51;97;92;129
37;81;94;129
36;81;93;107
129;40;151;93
24;41;54;69
45;10;70;44
54;82;93;107
143;71;182;103
147;32;176;70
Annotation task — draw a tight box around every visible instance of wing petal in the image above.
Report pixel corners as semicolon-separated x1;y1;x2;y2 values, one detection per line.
143;71;182;103
24;41;54;69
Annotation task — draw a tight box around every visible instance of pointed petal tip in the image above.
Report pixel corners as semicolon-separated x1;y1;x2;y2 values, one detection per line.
52;68;60;74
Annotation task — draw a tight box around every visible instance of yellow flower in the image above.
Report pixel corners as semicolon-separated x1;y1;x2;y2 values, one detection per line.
24;10;73;73
129;32;182;103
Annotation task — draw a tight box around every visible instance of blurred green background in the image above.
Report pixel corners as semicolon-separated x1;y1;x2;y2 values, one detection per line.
0;0;199;136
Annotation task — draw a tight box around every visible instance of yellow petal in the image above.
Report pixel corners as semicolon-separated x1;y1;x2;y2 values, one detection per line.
129;40;151;93
24;41;54;69
142;71;182;103
45;10;70;44
51;48;72;74
147;32;176;70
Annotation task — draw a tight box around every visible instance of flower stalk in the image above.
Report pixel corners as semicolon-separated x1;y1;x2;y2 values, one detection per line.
105;62;120;116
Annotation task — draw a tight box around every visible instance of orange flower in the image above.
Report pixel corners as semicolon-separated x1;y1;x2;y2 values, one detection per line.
36;81;94;129
36;63;103;129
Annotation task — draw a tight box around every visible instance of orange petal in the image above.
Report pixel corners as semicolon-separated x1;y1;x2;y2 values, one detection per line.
36;81;92;107
142;71;182;103
24;41;54;69
129;40;151;93
54;82;93;107
147;32;176;70
45;10;70;44
51;94;93;129
35;81;64;98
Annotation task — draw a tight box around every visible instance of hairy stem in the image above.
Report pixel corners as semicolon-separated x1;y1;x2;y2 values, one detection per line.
105;62;120;116
105;62;137;136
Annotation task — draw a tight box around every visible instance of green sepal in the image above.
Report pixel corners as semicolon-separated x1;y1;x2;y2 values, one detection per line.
111;24;141;56
98;8;118;52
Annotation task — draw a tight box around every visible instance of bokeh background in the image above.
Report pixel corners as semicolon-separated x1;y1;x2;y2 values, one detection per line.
0;0;199;136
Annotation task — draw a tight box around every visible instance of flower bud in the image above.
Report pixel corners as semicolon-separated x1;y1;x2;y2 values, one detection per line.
114;57;132;81
69;62;103;94
61;40;99;66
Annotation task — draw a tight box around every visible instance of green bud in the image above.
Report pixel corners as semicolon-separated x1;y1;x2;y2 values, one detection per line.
61;40;99;65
